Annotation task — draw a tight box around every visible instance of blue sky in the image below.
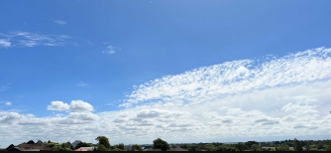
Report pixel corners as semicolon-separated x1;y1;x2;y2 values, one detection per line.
1;0;331;147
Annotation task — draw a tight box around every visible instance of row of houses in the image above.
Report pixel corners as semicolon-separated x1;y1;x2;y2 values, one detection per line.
4;140;94;151
3;140;188;151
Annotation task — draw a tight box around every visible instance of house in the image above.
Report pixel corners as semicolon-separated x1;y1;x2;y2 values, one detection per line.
72;140;82;148
142;145;153;151
6;140;53;151
73;147;95;151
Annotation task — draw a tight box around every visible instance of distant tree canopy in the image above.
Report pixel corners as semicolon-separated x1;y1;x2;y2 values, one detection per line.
153;138;169;151
61;142;74;150
97;144;108;151
203;144;215;151
132;144;143;151
95;136;111;149
251;144;262;151
234;143;248;151
116;143;125;150
245;141;259;149
75;142;93;149
294;138;303;151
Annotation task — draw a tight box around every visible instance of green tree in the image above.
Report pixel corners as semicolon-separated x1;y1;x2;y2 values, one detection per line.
75;142;93;149
214;144;237;151
294;138;303;151
97;144;108;151
251;144;262;151
61;142;74;150
203;144;215;151
153;138;170;151
117;143;125;150
95;136;111;149
245;141;259;149
324;145;331;151
188;145;199;151
234;143;248;151
132;144;143;151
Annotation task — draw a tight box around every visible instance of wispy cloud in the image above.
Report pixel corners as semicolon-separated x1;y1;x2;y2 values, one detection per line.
121;47;331;107
1;47;331;147
77;81;89;87
5;102;12;106
0;31;71;48
53;20;67;25
0;85;9;92
102;45;120;54
0;39;11;47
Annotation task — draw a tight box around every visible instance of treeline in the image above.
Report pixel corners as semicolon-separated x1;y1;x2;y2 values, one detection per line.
176;139;331;151
2;137;331;151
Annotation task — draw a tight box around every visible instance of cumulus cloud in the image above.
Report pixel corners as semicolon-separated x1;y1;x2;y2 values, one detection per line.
69;100;94;112
1;47;331;147
47;100;94;112
47;101;70;111
53;20;67;25
0;31;71;48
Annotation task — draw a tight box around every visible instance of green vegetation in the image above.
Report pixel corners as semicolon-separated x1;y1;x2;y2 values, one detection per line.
3;137;331;151
294;138;303;151
132;144;143;151
152;138;170;151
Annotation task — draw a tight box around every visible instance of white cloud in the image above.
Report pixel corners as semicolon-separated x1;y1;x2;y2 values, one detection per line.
1;47;331;147
0;85;9;91
121;47;331;107
0;39;11;47
5;102;12;106
69;100;94;112
47;100;94;112
47;101;70;111
0;31;71;48
53;20;67;25
77;81;89;87
102;45;120;54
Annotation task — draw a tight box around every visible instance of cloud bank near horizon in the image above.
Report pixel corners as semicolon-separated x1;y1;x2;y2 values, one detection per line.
1;47;331;147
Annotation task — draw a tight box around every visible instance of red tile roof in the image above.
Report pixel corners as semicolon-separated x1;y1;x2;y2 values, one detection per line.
73;148;90;151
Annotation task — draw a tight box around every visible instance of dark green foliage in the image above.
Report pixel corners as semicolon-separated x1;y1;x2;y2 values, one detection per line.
97;144;108;151
234;143;248;151
75;142;93;149
325;145;331;151
245;141;259;149
116;143;125;150
45;142;60;149
132;144;143;151
214;144;238;151
188;145;199;151
153;138;170;151
95;136;111;149
251;144;262;151
203;144;215;151
110;145;117;149
294;138;303;151
276;144;289;151
61;142;74;150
